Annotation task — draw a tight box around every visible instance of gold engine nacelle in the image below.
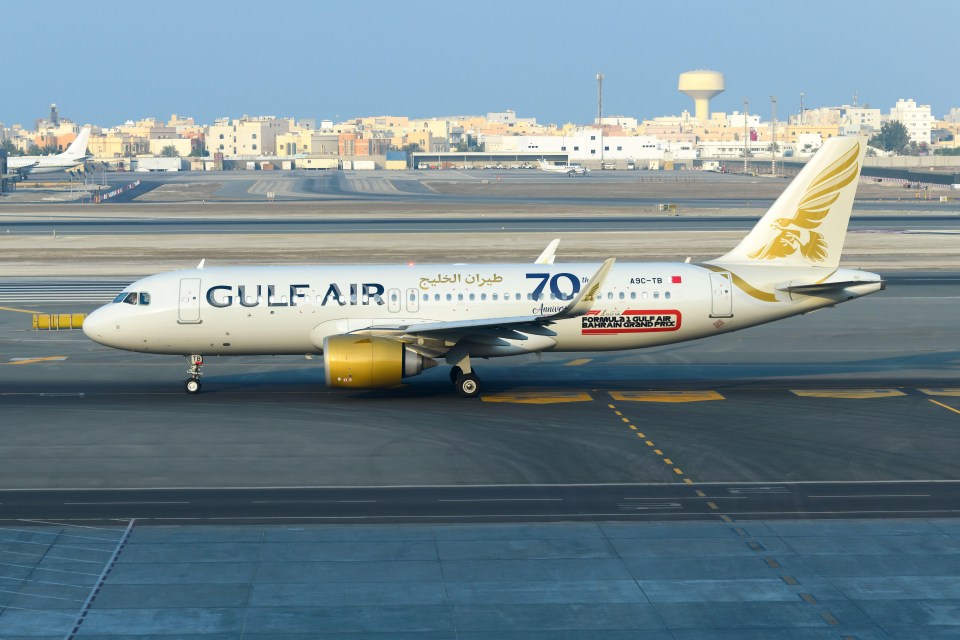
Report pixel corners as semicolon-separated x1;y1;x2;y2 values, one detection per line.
323;335;436;389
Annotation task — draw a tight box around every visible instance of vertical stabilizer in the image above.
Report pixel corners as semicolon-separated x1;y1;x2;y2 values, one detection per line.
62;127;91;160
709;137;866;269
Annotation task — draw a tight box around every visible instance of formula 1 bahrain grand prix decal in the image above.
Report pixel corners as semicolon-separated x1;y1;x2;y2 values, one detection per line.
581;309;682;335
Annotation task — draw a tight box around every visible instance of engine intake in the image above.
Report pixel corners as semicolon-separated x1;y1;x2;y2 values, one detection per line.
323;335;435;389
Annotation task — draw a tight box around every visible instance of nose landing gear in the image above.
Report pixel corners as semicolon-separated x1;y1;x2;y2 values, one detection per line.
185;354;203;394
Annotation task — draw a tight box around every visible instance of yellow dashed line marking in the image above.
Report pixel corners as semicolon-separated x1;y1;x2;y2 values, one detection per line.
821;612;839;625
734;528;747;537
604;403;696;487
0;305;44;314
765;558;781;569
609;390;725;403
920;388;960;397
7;356;68;366
800;593;818;604
719;515;733;523
781;575;799;585
790;389;906;399
565;358;592;367
482;391;593;404
695;490;706;497
706;502;719;511
929;399;960;415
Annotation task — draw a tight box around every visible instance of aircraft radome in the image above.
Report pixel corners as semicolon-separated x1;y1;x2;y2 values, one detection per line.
83;137;883;397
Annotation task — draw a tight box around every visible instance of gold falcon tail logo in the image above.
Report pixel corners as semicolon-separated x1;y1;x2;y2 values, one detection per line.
748;142;860;262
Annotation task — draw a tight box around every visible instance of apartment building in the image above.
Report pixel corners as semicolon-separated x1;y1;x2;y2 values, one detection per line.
207;116;292;156
887;99;934;144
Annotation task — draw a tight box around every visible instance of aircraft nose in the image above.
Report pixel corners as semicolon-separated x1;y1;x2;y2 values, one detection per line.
82;307;109;343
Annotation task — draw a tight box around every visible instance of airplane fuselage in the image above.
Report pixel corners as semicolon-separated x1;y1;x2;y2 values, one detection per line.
83;262;882;357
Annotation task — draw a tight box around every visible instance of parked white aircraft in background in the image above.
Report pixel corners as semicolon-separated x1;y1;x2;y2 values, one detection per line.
537;159;587;176
7;127;91;176
84;137;882;397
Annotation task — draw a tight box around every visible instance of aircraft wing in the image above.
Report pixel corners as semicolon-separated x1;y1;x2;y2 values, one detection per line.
9;160;38;174
355;258;615;352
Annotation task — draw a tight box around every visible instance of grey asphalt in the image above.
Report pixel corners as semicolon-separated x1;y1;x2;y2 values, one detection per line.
2;269;959;634
0;273;956;494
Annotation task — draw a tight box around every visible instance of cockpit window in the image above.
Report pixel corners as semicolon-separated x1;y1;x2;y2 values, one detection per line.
122;292;138;305
139;292;151;306
113;293;128;303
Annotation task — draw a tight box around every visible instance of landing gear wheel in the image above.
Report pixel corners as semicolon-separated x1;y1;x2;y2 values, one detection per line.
449;366;463;384
456;373;480;398
184;379;201;394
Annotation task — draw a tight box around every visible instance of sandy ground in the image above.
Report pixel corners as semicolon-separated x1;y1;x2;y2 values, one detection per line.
0;228;957;276
1;176;956;275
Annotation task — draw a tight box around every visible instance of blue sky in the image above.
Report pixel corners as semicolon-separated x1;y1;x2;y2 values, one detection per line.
3;0;955;127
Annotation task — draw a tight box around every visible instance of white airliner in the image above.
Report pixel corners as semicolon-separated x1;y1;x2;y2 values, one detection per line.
7;127;91;176
84;137;883;397
538;159;587;176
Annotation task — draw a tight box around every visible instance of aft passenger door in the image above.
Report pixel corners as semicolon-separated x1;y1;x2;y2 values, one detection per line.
709;272;733;318
178;278;202;324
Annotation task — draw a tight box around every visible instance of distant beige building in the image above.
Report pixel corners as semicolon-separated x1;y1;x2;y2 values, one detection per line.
207;116;292;156
887;98;933;144
275;130;339;156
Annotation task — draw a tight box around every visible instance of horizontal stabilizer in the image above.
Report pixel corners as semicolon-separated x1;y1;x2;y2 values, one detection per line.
776;278;886;295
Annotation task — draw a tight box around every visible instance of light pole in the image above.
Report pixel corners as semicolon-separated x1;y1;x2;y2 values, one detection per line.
770;95;777;176
597;72;604;170
742;97;750;174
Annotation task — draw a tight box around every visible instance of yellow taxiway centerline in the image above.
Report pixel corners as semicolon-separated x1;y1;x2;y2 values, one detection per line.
0;306;44;314
929;399;960;416
7;356;68;366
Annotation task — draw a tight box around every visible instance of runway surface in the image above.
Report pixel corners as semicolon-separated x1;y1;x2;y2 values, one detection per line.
1;213;959;235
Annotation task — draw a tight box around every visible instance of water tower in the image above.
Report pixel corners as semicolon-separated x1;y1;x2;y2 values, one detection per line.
678;70;725;123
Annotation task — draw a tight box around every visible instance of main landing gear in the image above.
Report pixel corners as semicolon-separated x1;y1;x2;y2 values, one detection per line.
184;354;203;394
449;365;481;399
